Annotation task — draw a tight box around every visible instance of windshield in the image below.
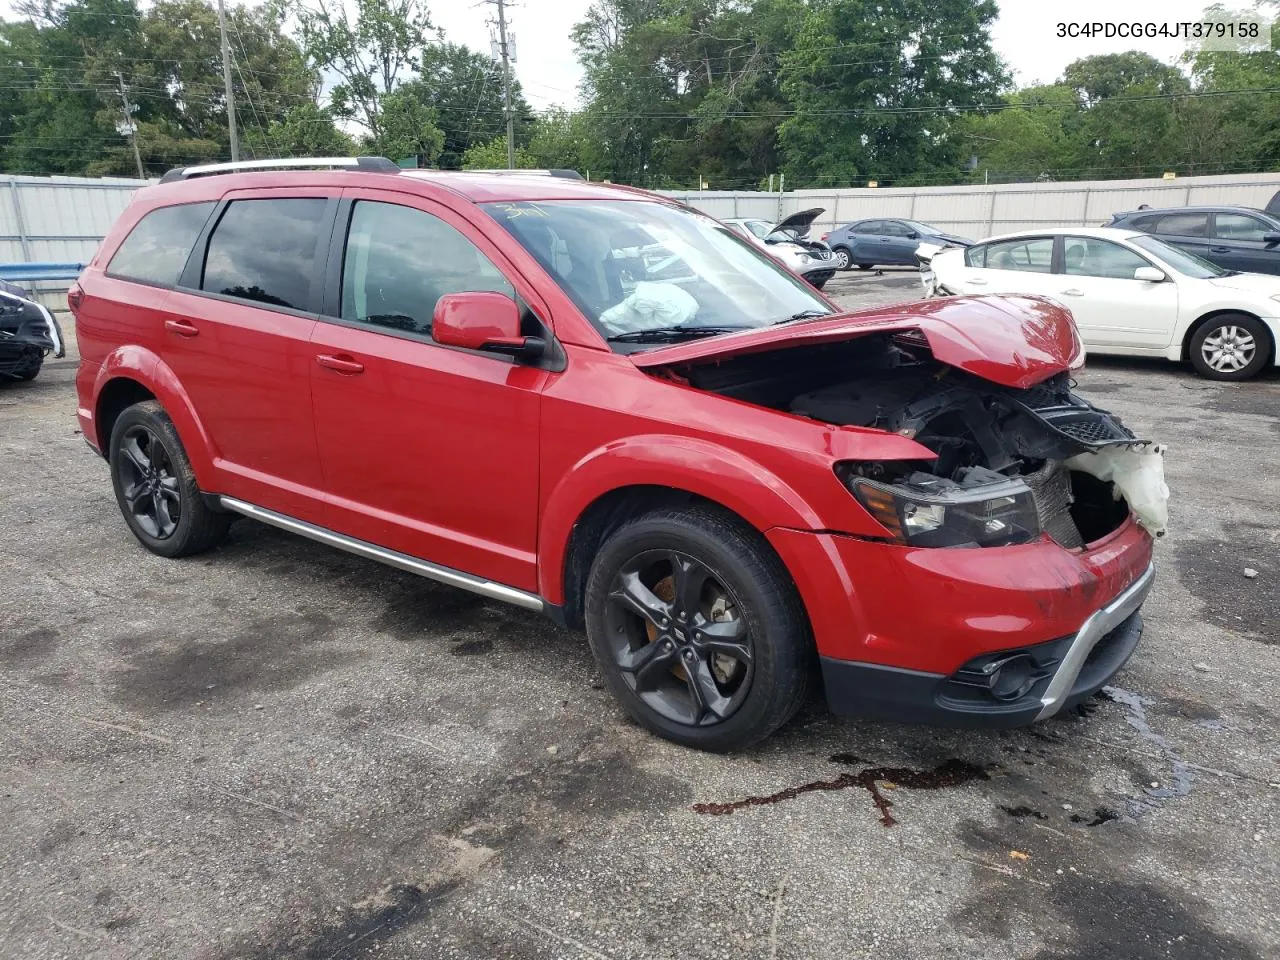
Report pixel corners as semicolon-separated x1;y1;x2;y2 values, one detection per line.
1129;235;1229;278
482;199;832;348
902;220;943;235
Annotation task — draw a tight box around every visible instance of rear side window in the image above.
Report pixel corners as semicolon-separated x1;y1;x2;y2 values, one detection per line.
107;202;215;286
201;199;328;310
1154;212;1208;237
982;237;1054;272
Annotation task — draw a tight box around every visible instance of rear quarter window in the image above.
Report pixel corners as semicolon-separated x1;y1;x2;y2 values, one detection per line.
964;244;986;267
106;202;216;286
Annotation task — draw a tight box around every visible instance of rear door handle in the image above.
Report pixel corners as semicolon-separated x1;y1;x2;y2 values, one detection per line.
315;353;365;375
1061;289;1084;296
164;318;199;337
1209;246;1230;253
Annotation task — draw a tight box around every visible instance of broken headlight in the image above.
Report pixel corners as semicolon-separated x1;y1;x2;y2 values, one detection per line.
842;470;1042;548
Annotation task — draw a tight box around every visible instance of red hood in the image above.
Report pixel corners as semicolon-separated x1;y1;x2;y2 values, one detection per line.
630;295;1080;390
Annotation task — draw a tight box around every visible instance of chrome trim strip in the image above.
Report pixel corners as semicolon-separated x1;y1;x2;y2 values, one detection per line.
218;496;545;612
1036;563;1155;719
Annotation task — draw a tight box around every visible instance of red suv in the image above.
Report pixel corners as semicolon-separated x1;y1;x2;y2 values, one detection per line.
72;158;1157;751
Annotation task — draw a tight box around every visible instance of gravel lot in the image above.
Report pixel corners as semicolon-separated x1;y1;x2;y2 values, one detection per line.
2;271;1278;960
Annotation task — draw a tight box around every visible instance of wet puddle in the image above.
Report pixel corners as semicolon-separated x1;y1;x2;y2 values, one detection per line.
1102;685;1193;815
692;754;989;826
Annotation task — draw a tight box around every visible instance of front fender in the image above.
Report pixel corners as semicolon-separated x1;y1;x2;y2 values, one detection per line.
91;346;218;486
537;434;823;604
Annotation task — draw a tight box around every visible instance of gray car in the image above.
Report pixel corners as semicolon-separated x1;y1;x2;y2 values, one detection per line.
823;219;972;271
1106;205;1280;276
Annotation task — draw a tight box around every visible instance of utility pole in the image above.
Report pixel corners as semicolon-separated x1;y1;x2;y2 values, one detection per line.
494;0;514;169
217;0;239;161
115;72;145;180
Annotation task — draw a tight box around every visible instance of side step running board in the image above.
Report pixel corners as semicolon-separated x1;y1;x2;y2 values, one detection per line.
218;496;545;612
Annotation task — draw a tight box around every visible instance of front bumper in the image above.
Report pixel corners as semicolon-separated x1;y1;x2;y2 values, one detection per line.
820;563;1153;727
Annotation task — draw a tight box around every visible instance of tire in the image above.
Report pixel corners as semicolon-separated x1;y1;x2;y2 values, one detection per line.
15;356;42;381
584;505;813;752
109;400;231;558
831;247;852;270
1188;313;1271;381
856;263;874;271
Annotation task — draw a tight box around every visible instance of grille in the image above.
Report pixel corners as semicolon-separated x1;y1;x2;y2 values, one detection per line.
1023;460;1085;549
1039;409;1134;446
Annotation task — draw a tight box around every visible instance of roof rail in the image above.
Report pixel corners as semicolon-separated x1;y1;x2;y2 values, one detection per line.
159;156;400;184
463;168;586;181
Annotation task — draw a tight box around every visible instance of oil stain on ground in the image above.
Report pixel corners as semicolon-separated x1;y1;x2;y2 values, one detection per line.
1173;533;1276;643
111;611;354;711
692;754;990;826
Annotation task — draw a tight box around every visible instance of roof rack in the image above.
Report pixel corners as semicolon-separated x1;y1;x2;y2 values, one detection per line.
159;156;400;184
463;168;586;181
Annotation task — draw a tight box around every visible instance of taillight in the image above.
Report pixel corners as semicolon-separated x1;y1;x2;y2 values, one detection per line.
820;232;829;241
67;282;84;313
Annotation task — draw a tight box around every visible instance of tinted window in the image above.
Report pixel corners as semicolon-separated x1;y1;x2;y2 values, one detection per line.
983;237;1054;272
201;199;327;309
1155;212;1208;237
1214;213;1269;241
856;220;887;234
341;201;513;335
879;221;914;237
107;202;215;285
1062;237;1149;279
1130;214;1163;231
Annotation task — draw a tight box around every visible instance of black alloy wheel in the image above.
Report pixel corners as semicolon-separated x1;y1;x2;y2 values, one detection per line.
584;506;813;751
109;400;231;557
602;549;754;727
116;423;182;539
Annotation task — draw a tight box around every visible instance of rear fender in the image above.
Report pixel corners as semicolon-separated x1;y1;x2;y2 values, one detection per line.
538;435;821;604
91;346;218;485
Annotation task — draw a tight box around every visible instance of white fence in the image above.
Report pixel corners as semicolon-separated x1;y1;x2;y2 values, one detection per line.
663;171;1280;239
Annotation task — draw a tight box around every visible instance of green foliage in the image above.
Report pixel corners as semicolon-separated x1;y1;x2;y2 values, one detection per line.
461;135;534;170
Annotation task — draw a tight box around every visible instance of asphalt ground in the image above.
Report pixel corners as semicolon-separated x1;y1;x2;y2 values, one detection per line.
2;270;1277;959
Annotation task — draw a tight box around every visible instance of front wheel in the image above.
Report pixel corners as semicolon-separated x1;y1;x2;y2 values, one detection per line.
831;247;851;270
109;400;231;557
584;506;813;752
1189;314;1270;381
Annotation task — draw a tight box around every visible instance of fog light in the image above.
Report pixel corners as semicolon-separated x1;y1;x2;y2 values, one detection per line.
987;654;1035;701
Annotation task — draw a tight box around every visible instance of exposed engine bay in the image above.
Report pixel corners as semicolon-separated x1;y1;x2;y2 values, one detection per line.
670;331;1169;547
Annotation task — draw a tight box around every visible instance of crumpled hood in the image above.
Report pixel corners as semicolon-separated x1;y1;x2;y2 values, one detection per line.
631;295;1081;390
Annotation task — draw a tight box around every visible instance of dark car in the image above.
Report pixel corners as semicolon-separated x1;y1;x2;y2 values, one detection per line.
1106;205;1280;276
0;278;65;381
822;219;972;271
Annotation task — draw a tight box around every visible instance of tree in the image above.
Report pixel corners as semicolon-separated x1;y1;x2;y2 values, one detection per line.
461;134;534;169
371;88;444;163
242;103;356;157
289;0;435;140
415;43;534;168
777;0;1007;186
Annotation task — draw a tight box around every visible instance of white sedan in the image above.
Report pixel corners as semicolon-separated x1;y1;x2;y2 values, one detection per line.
924;227;1280;380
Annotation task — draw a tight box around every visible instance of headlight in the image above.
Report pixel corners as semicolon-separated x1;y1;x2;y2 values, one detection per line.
797;253;811;265
843;472;1041;547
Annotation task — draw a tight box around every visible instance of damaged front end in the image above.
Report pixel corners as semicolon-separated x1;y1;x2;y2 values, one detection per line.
0;282;65;381
656;322;1168;545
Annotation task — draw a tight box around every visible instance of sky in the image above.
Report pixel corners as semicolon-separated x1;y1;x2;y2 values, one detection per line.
432;0;1224;109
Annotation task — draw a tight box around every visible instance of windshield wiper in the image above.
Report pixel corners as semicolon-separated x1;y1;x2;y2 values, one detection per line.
773;310;831;325
606;325;751;344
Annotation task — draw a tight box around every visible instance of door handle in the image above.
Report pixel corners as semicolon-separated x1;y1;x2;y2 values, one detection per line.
1061;289;1084;296
164;318;199;337
966;277;987;285
315;353;365;375
1209;246;1230;253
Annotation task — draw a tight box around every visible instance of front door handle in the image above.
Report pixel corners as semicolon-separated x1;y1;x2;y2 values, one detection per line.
164;318;199;337
1209;246;1230;253
315;353;365;375
1061;288;1084;296
966;277;987;285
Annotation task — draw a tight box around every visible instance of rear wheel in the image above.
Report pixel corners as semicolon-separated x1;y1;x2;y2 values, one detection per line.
1189;313;1270;381
584;506;813;752
109;400;231;557
856;263;874;271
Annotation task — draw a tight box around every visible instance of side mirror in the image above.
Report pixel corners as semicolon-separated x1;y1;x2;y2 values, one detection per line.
906;231;919;239
1133;266;1166;282
1264;232;1280;244
433;291;544;359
